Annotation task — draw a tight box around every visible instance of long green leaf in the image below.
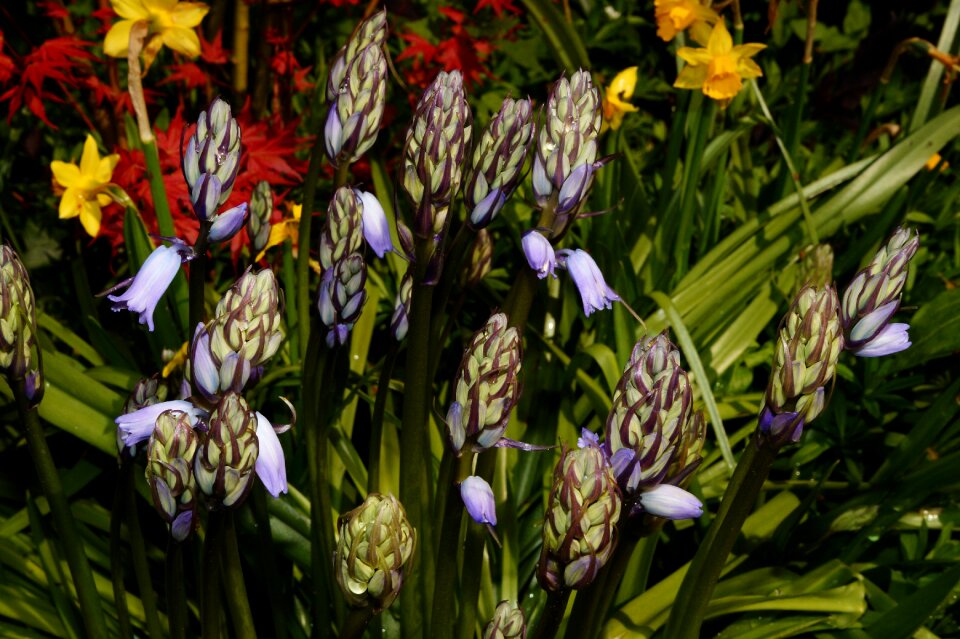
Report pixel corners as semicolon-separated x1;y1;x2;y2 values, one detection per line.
519;0;589;73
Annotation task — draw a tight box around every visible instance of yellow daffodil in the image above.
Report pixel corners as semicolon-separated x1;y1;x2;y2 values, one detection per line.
655;0;718;45
255;204;322;272
50;134;120;237
925;153;949;172
162;341;189;377
104;0;209;70
602;67;640;132
674;21;766;104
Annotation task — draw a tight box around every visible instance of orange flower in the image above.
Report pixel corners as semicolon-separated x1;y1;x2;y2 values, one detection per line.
655;0;718;45
674;21;765;104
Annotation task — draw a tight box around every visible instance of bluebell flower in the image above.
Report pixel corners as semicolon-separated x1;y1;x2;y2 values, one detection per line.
637;484;703;520
461;475;497;526
521;231;557;279
255;411;288;497
208;202;248;243
115;400;204;448
577;428;600;449
356;190;394;258
854;322;911;357
107;243;188;331
557;249;620;316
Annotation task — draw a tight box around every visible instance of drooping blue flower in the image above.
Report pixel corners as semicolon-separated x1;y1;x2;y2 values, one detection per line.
637;484;703;520
853;322;911;357
356;190;394;258
208;202;248;243
255;412;288;498
115;400;204;448
461;475;497;526
521;230;557;279
557;248;620;316
107;243;188;331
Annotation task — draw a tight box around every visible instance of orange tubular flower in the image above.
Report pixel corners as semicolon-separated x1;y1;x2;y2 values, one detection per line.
655;0;718;45
674;21;766;104
104;0;209;70
50;135;120;237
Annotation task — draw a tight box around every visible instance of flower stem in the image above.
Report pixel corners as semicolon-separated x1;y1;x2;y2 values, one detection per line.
201;511;224;639
454;451;496;639
166;538;188;639
220;511;257;639
295;135;324;361
368;343;398;494
110;460;133;639
15;384;108;638
124;462;164;639
530;589;571;639
189;224;211;329
663;435;778;639
674;100;714;279
341;606;376;639
430;452;473;637
249;485;287;639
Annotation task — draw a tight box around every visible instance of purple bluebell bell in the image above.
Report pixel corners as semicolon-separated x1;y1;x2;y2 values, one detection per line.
577;428;600;449
637;484;703;520
255;412;288;497
556;162;598;216
557;249;620;316
208;202;248;243
461;475;497;526
854;323;911;357
522;231;557;279
356;190;394;258
107;243;189;331
115;400;204;448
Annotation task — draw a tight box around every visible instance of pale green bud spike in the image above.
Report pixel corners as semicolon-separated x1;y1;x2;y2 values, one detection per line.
483;600;527;639
194;392;259;508
538;445;621;591
146;410;198;539
247;181;273;253
799;244;834;289
0;245;43;405
320;188;365;271
335;493;416;612
327;8;389;102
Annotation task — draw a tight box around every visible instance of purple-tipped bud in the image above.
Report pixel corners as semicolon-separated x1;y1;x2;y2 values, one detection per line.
636;484;703;520
190;323;219;399
182;97;242;221
208;202;248;243
107;243;189;332
854;323;911;357
557;249;620;316
247;181;273;253
191;174;222;221
115;400;204;448
521;231;557;279
356;190;393;258
318;256;367;348
325;44;387;167
556;162;597;216
255;412;287;497
461;475;497;526
391;269;413;341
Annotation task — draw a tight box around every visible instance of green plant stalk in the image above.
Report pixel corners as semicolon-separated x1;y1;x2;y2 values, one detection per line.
282;242;300;359
847;88;885;164
110;460;133;639
142;140;176;238
15;384;108;638
429;220;474;340
674;100;714;279
368;344;398;494
663;435;778;639
340;606;376;639
656;91;691;215
166;539;187;639
294;136;324;361
201;511;224;639
431;452;473;637
399;240;435;639
221;511;257;638
124;464;164;639
530;590;571;639
250;485;287;639
454;451;496;639
189;223;211;330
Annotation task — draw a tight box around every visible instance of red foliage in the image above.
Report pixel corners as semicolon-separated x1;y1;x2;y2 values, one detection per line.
37;1;70;20
0;36;96;127
475;0;522;18
396;7;493;90
200;31;230;65
320;0;362;6
0;33;15;87
158;63;209;90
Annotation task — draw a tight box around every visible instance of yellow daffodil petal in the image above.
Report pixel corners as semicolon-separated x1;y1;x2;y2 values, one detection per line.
141;34;164;71
171;2;209;27
734;43;767;59
674;65;709;90
162;341;190;378
291;204;303;221
79;135;101;177
255;222;297;261
146;0;178;10
689;21;713;47
59;189;82;219
707;20;733;56
97;192;113;207
703;72;742;101
50;161;80;188
677;47;713;67
111;0;150;20
104;20;135;58
736;57;764;80
309;259;322;275
162;27;201;58
79;200;103;237
96;153;120;184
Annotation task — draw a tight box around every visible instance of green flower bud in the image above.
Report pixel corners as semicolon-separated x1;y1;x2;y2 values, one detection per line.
603;333;697;495
0;245;43;405
483;600;526;639
247;181;273;254
446;313;522;453
335;493;416;612
761;285;843;444
799;244;834;290
194;392;259;508
320;187;365;271
145;410;198;540
391;269;413;341
463;228;493;288
538;445;621;591
182;98;241;220
326;9;388;102
119;376;169;455
318;254;367;348
325;43;387;167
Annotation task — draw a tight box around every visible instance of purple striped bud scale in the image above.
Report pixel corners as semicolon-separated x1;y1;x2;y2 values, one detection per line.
464;228;493;287
182;97;241;220
538;444;621;591
484;600;526;639
325;43;387;168
145;410;199;540
320;187;365;271
118;376;170;455
247;181;273;253
194;392;259;508
318;254;367;348
0;245;42;403
391;269;413;341
326;9;388;103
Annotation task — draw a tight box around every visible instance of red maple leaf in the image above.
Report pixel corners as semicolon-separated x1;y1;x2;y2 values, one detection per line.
397;8;493;89
200;31;230;64
159;63;209;90
475;0;522;18
0;33;16;86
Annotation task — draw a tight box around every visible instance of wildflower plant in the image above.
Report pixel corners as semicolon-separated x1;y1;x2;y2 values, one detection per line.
0;2;957;639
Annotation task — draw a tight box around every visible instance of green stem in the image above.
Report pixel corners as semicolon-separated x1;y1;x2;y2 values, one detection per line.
250;486;287;639
110;460;133;639
221;511;257;638
282;243;300;359
125;464;164;639
663;436;778;639
674;100;714;279
340;606;376;639
399;241;436;639
295;136;324;361
656;91;690;215
142;140;176;238
15;385;108;639
189;224;211;330
368;344;398;494
430;453;473;637
530;589;571;639
428;221;474;339
166;539;188;639
201;511;225;639
454;452;496;639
